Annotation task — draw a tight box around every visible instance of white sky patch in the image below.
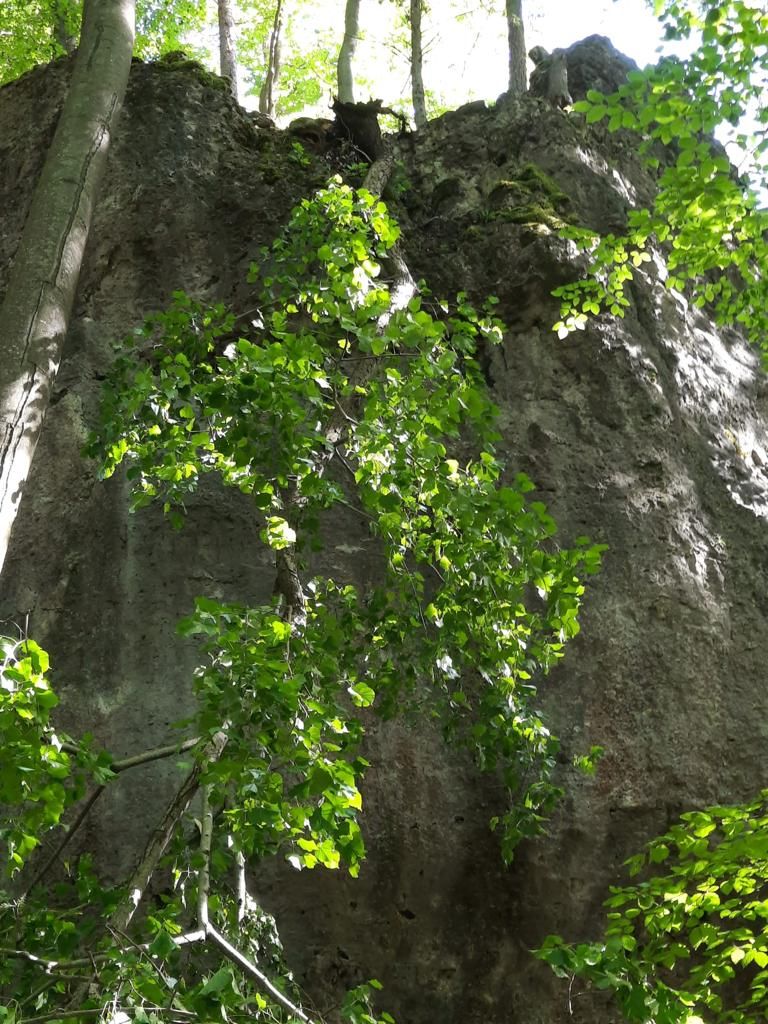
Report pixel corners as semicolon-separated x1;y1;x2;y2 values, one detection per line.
344;0;676;117
213;0;675;118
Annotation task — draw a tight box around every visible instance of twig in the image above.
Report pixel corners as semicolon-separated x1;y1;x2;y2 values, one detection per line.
110;730;227;934
207;925;316;1023
197;784;213;932
23;785;105;897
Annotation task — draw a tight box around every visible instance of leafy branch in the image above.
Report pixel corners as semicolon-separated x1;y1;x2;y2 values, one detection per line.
1;166;601;1022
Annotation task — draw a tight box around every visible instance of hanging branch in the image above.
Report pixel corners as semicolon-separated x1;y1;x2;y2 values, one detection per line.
109;730;227;935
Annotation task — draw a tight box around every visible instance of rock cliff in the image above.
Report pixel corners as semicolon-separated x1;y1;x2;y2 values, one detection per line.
2;37;768;1024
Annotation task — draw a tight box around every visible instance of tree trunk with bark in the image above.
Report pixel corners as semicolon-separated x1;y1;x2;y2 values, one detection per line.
410;0;427;128
505;0;526;95
258;0;284;120
337;0;361;103
218;0;238;99
0;0;135;577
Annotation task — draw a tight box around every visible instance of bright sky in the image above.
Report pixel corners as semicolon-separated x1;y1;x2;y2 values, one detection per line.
345;0;670;115
228;0;672;119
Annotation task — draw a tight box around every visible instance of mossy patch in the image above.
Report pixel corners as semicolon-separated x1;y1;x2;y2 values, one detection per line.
485;162;571;229
154;51;231;91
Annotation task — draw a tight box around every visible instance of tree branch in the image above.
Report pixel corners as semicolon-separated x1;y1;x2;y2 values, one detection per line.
197;784;213;933
22;784;105;897
207;925;316;1023
110;730;227;934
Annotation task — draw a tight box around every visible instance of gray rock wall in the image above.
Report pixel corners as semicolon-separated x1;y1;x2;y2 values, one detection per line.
2;40;768;1024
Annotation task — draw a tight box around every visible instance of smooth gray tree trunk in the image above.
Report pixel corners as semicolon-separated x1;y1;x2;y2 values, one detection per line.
0;0;135;578
258;0;284;119
505;0;526;95
218;0;239;100
410;0;427;128
337;0;361;103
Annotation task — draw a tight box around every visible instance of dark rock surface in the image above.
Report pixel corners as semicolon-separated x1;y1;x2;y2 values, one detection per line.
2;41;768;1024
565;34;640;102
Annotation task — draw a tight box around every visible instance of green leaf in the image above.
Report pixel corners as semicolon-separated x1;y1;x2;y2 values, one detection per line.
148;929;178;958
200;967;235;995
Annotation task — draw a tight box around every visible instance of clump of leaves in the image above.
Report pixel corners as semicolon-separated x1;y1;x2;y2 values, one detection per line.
0;179;602;1024
0;636;76;870
554;1;768;357
538;793;768;1024
90;179;602;855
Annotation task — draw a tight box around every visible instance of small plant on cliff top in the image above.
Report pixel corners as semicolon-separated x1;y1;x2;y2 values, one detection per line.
0;180;602;1023
553;0;768;359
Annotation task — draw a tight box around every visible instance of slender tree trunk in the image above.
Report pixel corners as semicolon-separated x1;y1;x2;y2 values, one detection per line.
258;0;284;120
218;0;238;100
505;0;526;95
0;0;135;578
337;0;361;103
52;0;78;53
410;0;427;128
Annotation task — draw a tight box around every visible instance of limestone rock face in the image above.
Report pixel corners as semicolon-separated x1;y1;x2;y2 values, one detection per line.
2;44;768;1024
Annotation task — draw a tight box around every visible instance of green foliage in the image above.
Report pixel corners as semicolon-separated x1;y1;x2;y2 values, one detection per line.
0;0;210;85
538;793;768;1024
134;0;207;59
0;637;75;871
555;1;768;357
90;179;602;855
179;595;369;874
237;0;337;118
0;0;81;84
289;140;312;166
342;980;396;1024
573;744;604;776
0;178;602;1024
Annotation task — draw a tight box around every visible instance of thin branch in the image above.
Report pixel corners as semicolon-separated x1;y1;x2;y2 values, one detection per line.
107;924;173;990
23;784;105;896
111;736;200;772
235;850;247;925
21;1011;106;1023
197;784;213;933
207;925;316;1023
0;928;208;976
110;730;227;934
59;735;199;772
22;1008;196;1024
